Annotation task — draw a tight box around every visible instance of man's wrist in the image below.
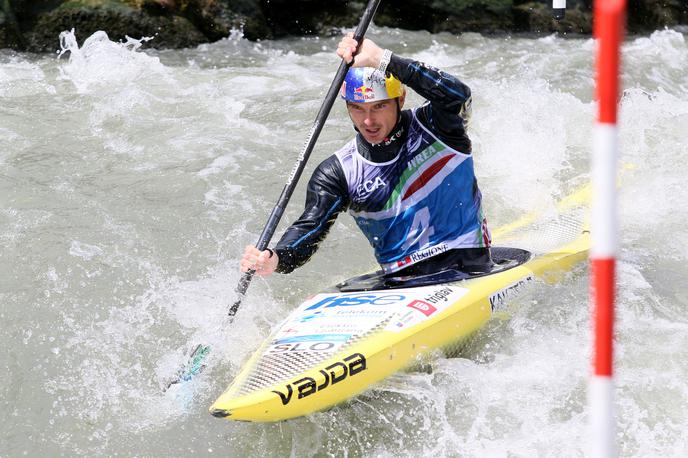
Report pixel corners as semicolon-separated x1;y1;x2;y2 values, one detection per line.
273;247;290;273
378;49;392;75
386;54;414;84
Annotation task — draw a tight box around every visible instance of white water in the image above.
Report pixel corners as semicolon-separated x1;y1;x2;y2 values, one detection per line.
1;27;687;456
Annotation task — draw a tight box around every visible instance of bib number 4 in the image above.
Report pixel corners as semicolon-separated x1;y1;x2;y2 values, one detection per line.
401;207;435;251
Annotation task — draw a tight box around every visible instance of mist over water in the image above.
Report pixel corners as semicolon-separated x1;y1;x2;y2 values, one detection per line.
1;26;687;456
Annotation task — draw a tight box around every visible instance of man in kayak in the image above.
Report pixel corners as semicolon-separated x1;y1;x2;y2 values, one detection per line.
241;33;491;277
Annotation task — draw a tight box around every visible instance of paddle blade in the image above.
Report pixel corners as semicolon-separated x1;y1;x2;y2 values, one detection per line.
164;344;211;391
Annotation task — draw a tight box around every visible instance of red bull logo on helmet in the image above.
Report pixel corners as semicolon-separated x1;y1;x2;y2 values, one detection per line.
353;85;375;101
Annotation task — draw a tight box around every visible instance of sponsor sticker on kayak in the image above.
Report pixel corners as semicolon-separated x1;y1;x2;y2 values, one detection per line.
303;293;407;311
384;285;469;332
272;286;468;339
407;299;437;316
488;275;534;311
267;334;351;354
273;292;400;342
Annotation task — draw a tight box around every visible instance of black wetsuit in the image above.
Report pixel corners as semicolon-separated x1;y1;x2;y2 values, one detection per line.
274;54;491;275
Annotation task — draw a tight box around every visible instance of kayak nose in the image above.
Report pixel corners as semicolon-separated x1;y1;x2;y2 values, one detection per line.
210;408;230;418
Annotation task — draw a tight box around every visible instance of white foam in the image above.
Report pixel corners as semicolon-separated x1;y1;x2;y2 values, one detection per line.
58;30;168;94
68;241;104;260
0;58;55;97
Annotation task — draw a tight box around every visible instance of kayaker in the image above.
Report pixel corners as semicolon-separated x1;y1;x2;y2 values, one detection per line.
241;33;491;277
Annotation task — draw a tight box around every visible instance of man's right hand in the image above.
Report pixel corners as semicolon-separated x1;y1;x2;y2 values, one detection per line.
240;245;279;276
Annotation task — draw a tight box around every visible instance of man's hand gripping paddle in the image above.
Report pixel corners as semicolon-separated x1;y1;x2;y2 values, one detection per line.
164;0;384;391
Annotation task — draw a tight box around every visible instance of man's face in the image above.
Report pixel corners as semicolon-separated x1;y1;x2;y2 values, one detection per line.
346;94;405;144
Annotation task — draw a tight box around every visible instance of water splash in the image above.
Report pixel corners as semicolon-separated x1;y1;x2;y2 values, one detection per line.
57;29;163;93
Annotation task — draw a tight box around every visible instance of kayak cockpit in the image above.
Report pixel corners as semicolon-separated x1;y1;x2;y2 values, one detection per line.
336;247;532;292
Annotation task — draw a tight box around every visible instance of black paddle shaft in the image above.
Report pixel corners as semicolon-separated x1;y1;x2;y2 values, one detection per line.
229;0;384;316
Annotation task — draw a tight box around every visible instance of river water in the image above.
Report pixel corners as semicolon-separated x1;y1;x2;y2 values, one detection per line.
1;25;687;457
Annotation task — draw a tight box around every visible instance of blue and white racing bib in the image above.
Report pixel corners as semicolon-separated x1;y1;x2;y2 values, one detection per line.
336;109;490;273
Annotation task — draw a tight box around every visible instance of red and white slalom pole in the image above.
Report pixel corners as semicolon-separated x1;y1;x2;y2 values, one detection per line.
590;1;626;456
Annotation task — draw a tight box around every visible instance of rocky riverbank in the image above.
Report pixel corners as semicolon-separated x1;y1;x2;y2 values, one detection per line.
1;0;687;52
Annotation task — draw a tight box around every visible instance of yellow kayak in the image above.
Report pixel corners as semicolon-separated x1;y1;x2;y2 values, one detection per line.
210;184;590;422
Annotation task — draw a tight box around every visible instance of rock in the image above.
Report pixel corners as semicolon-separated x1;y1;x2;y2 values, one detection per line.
0;9;8;48
140;0;269;41
2;0;688;52
23;1;207;52
627;0;688;33
258;0;354;38
513;1;592;34
4;0;272;51
374;0;515;33
195;0;270;42
432;0;516;34
1;0;26;48
366;0;594;35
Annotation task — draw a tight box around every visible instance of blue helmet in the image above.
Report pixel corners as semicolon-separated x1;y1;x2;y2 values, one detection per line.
340;67;403;103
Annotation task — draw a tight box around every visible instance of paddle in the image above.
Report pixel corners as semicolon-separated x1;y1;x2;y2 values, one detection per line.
164;0;384;390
